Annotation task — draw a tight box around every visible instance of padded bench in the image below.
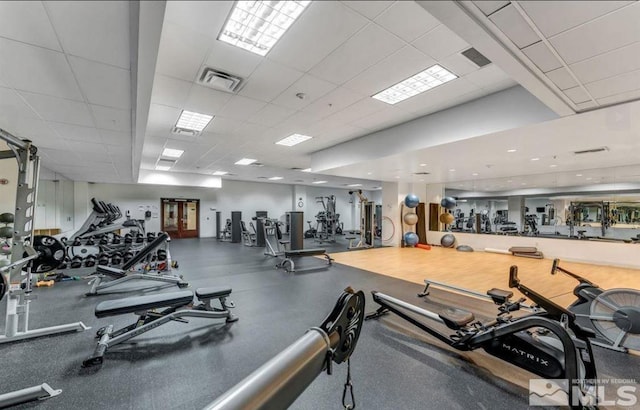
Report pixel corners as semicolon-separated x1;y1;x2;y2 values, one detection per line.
83;286;236;367
276;248;334;273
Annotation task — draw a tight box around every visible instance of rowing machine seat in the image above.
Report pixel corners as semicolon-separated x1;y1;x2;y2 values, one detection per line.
95;290;193;318
439;308;475;330
195;286;232;299
487;288;513;305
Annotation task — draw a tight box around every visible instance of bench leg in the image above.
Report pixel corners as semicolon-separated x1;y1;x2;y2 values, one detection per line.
196;295;238;323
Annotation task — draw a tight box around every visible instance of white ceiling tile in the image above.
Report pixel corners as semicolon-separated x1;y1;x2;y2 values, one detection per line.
48;122;101;143
69;56;130;109
219;95;267;121
268;1;369;72
341;1;394;20
412;24;469;60
91;105;130;132
374;1;440;43
40;148;79;163
164;1;232;39
20;91;94;126
439;52;479;77
570;41;640;85
232;122;270;141
521;41;563;73
463;64;512;89
145;104;181;137
155;22;211;82
68;140;109;154
27;130;68;149
489;4;540;49
310;23;405;85
549;3;640;65
563;86;592;104
184;84;232;115
322;97;388;125
44;0;130;69
519;1;634;38
150;74;192;108
349;106;413;130
0;38;83;100
247;104;296;127
584;70;640;99
344;46;435;96
238;60;304;102
1;117;57;145
596;88;640;106
270;74;337;110
204;116;244;135
99;130;131;146
545;67;578;90
0;87;39;119
473;1;510;17
0;2;61;51
302;87;365;121
204;41;263;79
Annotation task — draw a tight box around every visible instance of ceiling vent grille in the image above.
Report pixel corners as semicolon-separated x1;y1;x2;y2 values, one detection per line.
198;67;243;93
574;147;609;155
414;172;430;175
157;159;176;167
461;48;491;67
171;127;201;137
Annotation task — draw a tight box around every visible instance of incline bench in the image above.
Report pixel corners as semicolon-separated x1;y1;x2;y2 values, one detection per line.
87;232;187;296
276;248;333;273
83;286;237;367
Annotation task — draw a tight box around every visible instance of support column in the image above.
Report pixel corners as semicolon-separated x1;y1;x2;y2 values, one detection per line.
73;181;89;231
508;196;525;232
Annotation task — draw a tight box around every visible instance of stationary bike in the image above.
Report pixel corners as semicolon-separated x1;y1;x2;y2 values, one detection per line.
367;267;598;410
550;258;640;353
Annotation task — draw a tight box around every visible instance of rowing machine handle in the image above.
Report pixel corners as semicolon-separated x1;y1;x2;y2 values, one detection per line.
508;265;519;288
551;258;559;275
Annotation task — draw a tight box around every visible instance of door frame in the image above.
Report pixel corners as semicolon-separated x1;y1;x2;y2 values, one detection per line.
161;198;200;238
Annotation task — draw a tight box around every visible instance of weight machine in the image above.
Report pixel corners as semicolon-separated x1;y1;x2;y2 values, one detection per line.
0;128;88;407
314;195;340;243
348;190;374;249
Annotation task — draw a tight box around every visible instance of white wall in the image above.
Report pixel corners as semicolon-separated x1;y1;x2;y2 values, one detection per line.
0;158;18;214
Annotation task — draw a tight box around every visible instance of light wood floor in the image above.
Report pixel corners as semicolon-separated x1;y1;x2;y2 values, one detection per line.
331;246;640;307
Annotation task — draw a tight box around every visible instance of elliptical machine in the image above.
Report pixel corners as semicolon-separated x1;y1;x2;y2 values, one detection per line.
367;266;598;409
550;259;640;353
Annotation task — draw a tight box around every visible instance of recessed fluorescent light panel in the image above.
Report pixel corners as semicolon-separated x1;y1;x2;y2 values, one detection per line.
176;110;213;132
212;171;228;176
162;148;184;158
155;165;171;171
347;184;362;187
218;1;310;56
312;180;327;184
235;158;257;165
301;168;312;172
372;64;458;105
268;176;283;180
276;133;312;146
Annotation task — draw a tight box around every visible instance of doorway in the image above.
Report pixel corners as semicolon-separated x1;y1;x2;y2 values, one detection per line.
161;198;199;238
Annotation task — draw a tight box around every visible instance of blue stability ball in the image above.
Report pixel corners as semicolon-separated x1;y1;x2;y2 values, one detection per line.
404;194;420;208
404;232;419;247
440;234;456;248
440;197;457;210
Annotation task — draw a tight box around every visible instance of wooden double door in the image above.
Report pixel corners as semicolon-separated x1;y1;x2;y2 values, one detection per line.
161;198;199;238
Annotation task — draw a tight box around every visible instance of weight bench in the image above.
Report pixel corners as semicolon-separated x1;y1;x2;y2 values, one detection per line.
276;248;333;273
87;232;186;296
83;286;237;367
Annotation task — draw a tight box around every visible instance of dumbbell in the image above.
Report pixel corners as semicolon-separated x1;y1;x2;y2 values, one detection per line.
84;255;97;267
58;257;70;270
112;234;122;245
70;256;83;269
98;253;110;266
110;252;123;265
135;233;144;244
99;237;109;245
88;224;97;232
123;251;134;263
147;232;156;241
72;238;82;246
156;249;167;261
86;238;95;246
124;233;133;244
60;237;67;245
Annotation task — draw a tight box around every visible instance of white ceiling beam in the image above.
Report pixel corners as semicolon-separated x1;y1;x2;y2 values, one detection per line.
131;0;166;182
416;0;575;117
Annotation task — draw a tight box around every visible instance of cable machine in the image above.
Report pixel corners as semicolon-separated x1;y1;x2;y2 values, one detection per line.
348;190;374;249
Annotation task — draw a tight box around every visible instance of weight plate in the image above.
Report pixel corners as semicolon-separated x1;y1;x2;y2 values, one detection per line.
28;235;66;273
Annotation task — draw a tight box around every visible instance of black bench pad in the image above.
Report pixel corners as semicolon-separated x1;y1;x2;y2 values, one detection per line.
95;290;194;318
284;248;326;257
196;286;232;299
97;265;126;278
487;288;513;301
439;308;475;330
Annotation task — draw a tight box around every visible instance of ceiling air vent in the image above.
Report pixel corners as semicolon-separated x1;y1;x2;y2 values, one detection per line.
171;127;201;137
414;172;430;175
461;48;491;67
198;67;243;93
157;159;176;168
574;147;609;155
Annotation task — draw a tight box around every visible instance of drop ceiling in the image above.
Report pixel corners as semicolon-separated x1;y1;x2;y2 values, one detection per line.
0;0;638;195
